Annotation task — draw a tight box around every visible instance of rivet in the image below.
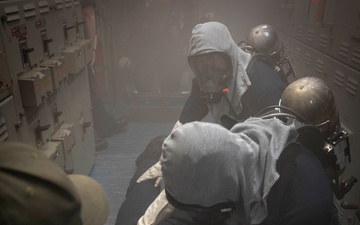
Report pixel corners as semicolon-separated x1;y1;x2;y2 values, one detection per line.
25;186;36;197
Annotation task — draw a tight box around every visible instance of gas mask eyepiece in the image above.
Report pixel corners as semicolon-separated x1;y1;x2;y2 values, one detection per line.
189;53;232;105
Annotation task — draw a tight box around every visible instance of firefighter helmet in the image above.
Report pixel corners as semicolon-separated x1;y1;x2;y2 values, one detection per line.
280;77;339;132
245;24;283;60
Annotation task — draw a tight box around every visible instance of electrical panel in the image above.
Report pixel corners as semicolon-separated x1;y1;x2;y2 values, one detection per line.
0;53;12;94
40;56;68;90
62;45;85;74
0;95;21;142
74;38;93;64
0;0;95;175
18;66;52;107
40;141;65;169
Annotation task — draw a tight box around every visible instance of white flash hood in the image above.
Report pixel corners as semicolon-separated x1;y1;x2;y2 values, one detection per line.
188;22;252;123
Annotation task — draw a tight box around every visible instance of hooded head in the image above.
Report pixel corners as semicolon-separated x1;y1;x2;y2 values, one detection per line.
161;118;298;224
187;22;252;122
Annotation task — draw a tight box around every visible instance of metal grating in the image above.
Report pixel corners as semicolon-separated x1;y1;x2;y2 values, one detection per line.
315;59;325;74
306;29;315;43
319;33;329;49
351;48;360;66
345;77;358;96
38;1;50;14
296;25;304;39
338;41;350;58
65;0;72;8
334;70;345;87
3;5;20;23
294;47;302;60
0;117;9;143
23;3;36;18
54;0;64;10
304;53;312;65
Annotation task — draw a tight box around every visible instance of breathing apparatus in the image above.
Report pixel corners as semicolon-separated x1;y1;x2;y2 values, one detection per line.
165;188;235;225
255;104;354;199
188;52;233;105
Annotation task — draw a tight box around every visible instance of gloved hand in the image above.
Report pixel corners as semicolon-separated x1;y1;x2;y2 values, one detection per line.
137;161;163;187
172;120;183;132
137;190;176;225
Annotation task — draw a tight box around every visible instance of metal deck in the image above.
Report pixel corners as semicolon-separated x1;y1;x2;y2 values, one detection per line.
90;93;186;225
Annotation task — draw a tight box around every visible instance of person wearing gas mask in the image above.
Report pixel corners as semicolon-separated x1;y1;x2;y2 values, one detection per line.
178;22;287;129
260;76;347;225
141;118;300;225
115;77;341;225
277;77;356;224
238;24;296;85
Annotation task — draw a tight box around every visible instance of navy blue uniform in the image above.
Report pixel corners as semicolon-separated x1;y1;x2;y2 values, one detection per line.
179;59;286;124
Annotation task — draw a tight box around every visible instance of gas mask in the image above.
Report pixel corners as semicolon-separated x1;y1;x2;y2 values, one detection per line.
189;53;232;105
166;189;235;225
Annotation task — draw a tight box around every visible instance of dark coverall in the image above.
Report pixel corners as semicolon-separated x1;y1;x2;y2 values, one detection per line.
179;59;287;126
